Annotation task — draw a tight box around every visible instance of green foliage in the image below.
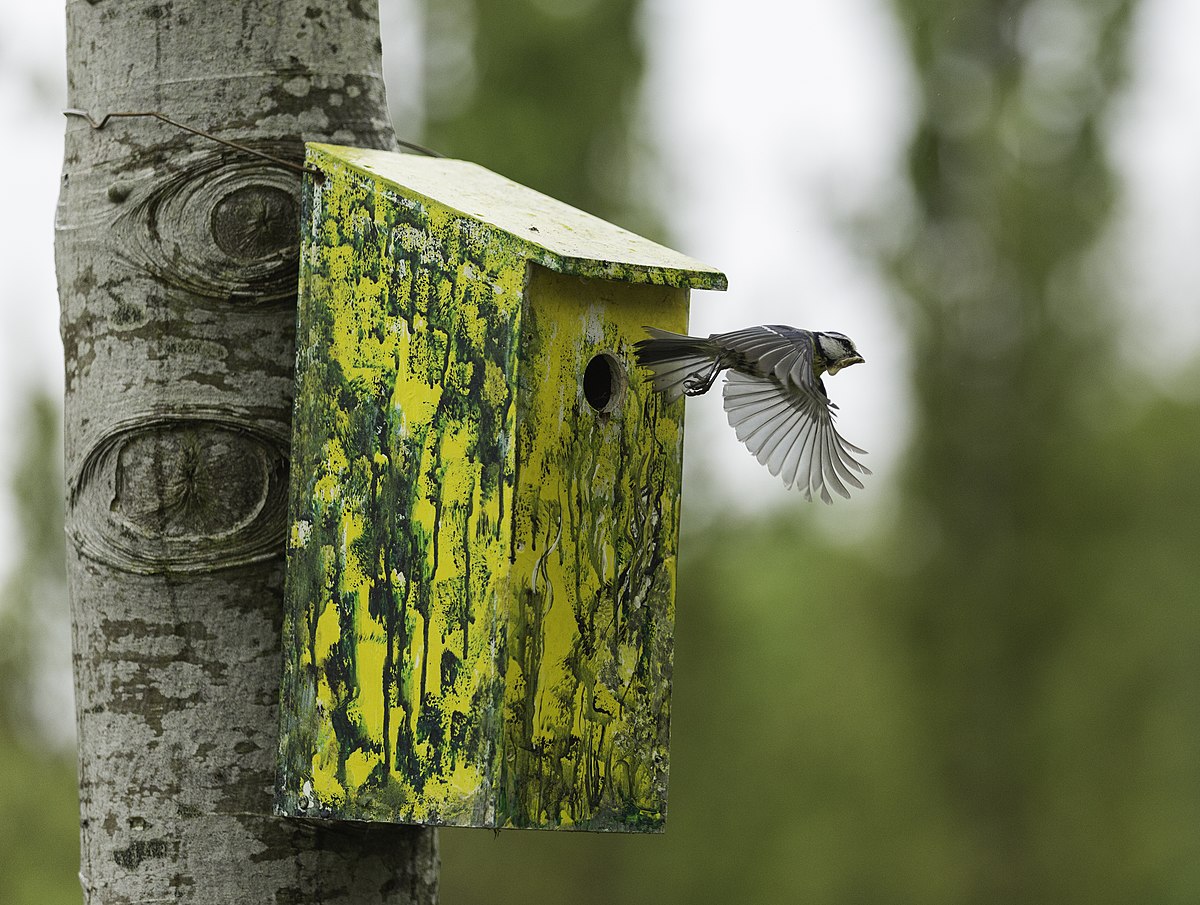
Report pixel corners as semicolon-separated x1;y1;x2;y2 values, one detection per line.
0;392;80;905
877;1;1182;901
421;0;649;229
0;394;67;735
0;734;81;905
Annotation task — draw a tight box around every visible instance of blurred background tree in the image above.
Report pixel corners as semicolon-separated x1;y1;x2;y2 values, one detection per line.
0;392;79;905
421;0;652;230
5;0;1200;901
881;0;1200;901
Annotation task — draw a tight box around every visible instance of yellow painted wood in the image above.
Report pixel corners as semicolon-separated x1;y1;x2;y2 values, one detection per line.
276;144;724;832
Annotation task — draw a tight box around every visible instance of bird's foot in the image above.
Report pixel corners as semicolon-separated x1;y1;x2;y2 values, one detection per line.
683;364;720;396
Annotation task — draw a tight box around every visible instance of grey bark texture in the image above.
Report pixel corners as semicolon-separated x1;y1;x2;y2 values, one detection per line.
54;1;440;902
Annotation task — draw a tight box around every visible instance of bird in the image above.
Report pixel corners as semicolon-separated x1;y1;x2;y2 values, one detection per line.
632;325;870;503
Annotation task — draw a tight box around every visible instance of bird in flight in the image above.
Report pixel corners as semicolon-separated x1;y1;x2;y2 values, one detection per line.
633;325;870;503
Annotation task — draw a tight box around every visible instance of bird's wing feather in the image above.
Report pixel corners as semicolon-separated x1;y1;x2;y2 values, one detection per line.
712;325;820;389
723;370;870;503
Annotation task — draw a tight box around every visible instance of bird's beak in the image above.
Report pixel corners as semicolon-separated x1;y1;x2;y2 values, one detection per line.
827;354;864;376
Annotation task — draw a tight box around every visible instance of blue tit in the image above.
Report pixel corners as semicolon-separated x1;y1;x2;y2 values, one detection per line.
633;325;870;503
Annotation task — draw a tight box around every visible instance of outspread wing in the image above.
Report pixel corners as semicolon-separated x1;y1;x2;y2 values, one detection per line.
722;369;870;503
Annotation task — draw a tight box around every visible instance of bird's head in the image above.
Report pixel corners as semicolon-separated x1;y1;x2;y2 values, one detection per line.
815;332;864;376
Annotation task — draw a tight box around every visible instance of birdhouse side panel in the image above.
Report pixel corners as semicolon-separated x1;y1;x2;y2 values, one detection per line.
503;265;688;832
278;158;526;826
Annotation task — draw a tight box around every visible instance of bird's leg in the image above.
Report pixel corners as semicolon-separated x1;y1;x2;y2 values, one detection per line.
683;356;727;396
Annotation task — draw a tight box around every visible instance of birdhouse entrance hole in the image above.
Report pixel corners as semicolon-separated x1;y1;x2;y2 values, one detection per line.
583;351;626;414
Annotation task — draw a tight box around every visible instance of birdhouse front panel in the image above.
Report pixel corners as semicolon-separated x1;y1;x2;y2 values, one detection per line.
276;144;724;833
504;264;687;830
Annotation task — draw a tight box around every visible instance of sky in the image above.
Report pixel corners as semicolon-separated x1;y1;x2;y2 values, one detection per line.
2;0;1200;567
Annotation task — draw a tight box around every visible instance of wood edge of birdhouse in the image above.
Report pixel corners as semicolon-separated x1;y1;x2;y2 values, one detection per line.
521;250;729;292
303;142;729;293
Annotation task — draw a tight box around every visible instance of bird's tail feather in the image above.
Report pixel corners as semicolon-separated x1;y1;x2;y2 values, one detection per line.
633;327;722;402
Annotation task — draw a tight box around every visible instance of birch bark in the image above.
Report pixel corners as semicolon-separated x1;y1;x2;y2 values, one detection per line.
54;1;439;901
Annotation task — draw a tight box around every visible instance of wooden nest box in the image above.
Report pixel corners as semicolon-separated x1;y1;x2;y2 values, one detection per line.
275;143;725;832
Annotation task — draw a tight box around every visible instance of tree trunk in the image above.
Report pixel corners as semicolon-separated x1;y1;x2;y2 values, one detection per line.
54;1;439;901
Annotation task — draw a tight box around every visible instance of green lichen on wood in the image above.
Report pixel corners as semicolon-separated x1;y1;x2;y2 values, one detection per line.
308;144;728;292
501;266;685;830
276;144;702;832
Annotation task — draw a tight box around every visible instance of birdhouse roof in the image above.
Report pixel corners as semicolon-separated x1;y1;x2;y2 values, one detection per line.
307;143;727;292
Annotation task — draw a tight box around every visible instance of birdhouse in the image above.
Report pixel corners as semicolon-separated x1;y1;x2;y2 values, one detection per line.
275;143;725;833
